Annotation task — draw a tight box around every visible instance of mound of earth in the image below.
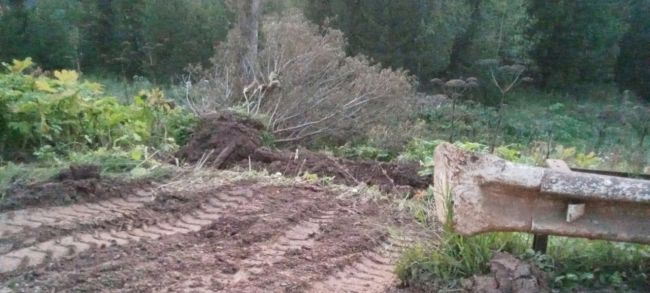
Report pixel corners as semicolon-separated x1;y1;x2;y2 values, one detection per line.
247;147;429;191
176;112;265;168
177;112;431;192
0;166;150;212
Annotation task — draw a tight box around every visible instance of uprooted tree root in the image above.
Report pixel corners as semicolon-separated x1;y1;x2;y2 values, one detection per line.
176;112;431;192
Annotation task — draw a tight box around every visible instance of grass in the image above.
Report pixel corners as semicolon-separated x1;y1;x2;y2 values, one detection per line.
0;162;61;201
548;238;650;290
0;148;177;204
396;233;530;290
410;85;650;173
395;188;650;291
397;229;650;291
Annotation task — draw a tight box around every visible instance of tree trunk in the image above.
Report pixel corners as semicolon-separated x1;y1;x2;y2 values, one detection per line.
446;0;481;75
96;0;114;68
8;0;25;9
238;0;261;85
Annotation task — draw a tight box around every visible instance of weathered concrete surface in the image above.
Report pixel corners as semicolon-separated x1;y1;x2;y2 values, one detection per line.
433;142;650;244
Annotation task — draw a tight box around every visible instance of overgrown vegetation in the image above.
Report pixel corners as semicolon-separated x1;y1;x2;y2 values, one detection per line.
0;58;195;190
183;13;414;145
1;0;649;291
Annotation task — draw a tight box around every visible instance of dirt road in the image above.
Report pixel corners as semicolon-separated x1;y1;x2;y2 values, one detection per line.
0;170;429;292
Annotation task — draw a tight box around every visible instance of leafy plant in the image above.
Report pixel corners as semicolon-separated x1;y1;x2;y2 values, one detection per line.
0;59;195;160
335;144;393;162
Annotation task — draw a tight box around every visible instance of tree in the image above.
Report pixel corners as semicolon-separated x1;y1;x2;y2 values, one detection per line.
236;0;261;85
527;0;626;88
142;0;231;80
0;0;85;70
616;0;650;101
304;0;466;83
87;0;115;70
446;0;481;74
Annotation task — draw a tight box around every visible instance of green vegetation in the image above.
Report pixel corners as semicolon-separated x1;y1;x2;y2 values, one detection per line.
0;58;194;193
617;0;650;103
397;230;650;291
1;0;649;291
0;0;231;80
396;188;650;291
0;59;194;160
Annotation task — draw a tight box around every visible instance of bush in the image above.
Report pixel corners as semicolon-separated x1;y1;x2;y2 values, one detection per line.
184;12;415;146
0;58;195;160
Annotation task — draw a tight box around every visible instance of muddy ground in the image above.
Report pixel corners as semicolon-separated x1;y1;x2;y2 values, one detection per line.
0;113;437;292
0;165;151;213
176;112;431;193
0;170;431;292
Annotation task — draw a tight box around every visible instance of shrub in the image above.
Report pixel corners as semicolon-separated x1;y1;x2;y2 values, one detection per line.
0;58;195;160
183;12;415;146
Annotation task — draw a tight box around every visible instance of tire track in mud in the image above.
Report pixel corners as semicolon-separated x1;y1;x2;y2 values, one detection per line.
0;189;156;238
0;188;257;275
308;235;412;293
230;209;339;284
166;195;343;292
1;176;430;293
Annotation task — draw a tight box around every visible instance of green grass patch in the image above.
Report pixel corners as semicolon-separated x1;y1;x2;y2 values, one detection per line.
396;184;649;292
0;162;61;201
396;228;650;291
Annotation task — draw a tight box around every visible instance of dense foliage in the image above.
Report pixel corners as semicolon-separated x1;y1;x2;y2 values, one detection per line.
0;58;194;161
527;0;626;88
2;0;649;99
0;0;232;80
303;0;647;99
616;0;650;100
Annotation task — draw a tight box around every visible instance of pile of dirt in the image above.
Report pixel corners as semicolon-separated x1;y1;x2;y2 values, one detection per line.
176;112;265;168
177;112;431;191
53;164;102;181
247;147;429;191
0;166;149;212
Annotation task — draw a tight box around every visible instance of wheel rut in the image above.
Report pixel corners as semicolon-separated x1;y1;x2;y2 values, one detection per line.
0;187;256;275
308;235;412;293
230;209;338;284
1;174;431;293
0;189;155;238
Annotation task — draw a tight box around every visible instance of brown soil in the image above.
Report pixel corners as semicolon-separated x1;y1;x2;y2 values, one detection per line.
53;164;102;181
176;112;265;168
0;171;429;292
177;112;431;192
0;172;151;213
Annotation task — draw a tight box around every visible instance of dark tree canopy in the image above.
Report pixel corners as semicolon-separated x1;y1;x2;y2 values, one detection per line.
526;0;626;88
616;0;650;101
0;0;647;95
0;0;232;80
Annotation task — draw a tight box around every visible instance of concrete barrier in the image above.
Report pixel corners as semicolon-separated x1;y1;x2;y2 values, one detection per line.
433;142;650;244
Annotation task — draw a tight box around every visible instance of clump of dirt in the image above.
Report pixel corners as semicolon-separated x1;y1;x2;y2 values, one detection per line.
53;164;102;181
249;148;429;190
176;112;264;168
0;173;149;212
177;112;431;191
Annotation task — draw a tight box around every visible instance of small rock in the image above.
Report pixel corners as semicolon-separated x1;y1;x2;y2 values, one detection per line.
471;276;499;293
514;278;540;293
